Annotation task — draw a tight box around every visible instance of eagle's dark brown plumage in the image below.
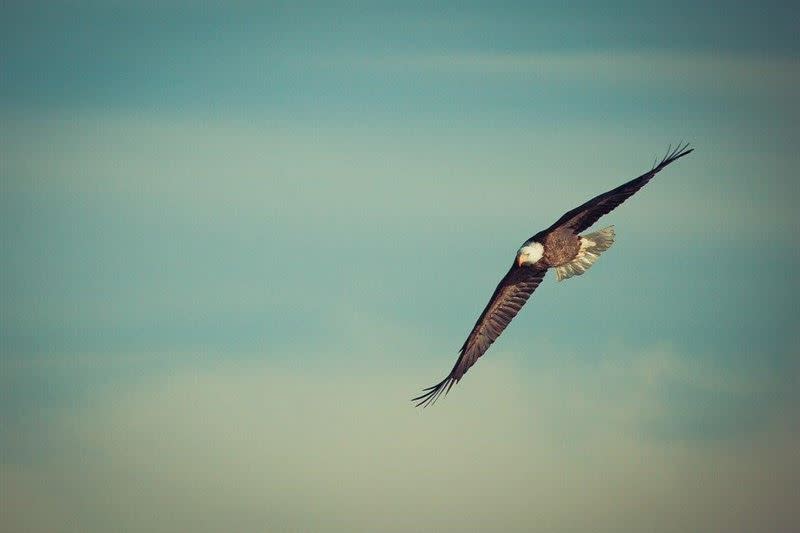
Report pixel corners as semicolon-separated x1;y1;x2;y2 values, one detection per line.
413;143;693;407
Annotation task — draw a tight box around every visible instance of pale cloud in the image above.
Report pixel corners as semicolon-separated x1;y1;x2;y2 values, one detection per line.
348;50;800;93
2;332;798;532
2;110;791;242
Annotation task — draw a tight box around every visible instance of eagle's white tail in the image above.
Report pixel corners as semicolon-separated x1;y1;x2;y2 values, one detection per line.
555;226;615;281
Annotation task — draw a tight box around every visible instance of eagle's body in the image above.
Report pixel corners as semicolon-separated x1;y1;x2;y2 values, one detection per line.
413;143;693;407
541;228;581;267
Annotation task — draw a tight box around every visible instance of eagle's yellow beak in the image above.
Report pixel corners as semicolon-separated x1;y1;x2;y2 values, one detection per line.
517;254;525;267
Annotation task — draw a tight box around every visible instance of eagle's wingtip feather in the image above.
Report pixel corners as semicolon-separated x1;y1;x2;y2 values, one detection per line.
412;376;456;408
653;141;693;170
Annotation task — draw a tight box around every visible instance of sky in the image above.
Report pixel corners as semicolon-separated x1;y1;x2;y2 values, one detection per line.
1;2;798;531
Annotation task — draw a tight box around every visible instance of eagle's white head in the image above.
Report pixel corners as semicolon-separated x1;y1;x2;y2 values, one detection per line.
517;242;544;267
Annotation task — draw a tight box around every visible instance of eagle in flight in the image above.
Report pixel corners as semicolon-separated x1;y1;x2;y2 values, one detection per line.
413;143;694;407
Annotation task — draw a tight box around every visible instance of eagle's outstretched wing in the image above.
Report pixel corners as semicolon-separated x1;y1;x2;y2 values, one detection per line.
413;143;693;408
547;142;693;235
413;264;547;407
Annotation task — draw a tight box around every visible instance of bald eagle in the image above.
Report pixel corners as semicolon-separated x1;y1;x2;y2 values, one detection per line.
413;143;693;407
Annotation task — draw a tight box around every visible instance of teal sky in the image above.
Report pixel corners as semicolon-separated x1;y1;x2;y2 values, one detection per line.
2;2;798;532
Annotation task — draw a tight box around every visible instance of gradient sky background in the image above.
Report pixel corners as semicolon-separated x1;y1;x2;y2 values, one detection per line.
2;2;798;532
